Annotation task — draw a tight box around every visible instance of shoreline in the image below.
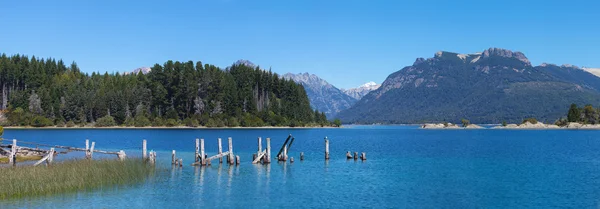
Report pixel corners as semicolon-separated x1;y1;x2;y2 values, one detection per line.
3;126;338;130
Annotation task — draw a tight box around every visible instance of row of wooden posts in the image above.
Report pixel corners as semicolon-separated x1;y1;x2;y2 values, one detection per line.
2;135;366;167
141;135;365;167
1;139;127;167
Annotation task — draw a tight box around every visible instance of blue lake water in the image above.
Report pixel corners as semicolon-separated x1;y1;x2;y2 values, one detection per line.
3;126;600;208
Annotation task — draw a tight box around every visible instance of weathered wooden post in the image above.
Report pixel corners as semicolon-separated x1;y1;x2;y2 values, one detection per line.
290;157;294;163
346;151;352;159
172;150;176;165
354;152;358;160
149;151;156;165
46;148;54;166
252;153;257;162
300;152;304;161
206;158;212;166
325;137;330;160
265;138;271;164
179;159;183;167
361;152;366;161
118;150;126;161
200;138;205;165
85;139;90;159
228;137;234;165
195;139;199;163
218;138;223;164
143;139;147;160
258;137;262;155
235;155;240;165
89;142;95;159
282;144;288;161
10;139;17;166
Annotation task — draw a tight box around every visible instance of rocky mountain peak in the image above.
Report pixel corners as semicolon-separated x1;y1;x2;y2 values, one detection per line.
482;48;531;66
125;67;151;75
282;73;356;118
342;82;381;100
234;59;256;68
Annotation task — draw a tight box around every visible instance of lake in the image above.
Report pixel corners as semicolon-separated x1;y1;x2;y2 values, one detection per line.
2;126;600;208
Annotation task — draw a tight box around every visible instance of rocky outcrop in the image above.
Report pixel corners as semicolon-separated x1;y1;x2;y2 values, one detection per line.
482;47;531;66
421;123;483;129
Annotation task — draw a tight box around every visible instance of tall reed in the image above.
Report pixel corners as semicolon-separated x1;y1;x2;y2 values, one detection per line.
0;159;153;199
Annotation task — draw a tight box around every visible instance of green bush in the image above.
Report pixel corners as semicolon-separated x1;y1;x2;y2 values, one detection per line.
152;117;165;127
95;115;116;127
124;116;135;127
183;118;199;127
227;117;240;127
30;116;53;127
66;121;76;127
134;115;151;127
165;119;179;127
522;118;538;124
55;119;66;127
461;119;470;127
333;119;342;127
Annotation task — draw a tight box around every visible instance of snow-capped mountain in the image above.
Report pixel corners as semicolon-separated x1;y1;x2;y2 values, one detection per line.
342;82;381;100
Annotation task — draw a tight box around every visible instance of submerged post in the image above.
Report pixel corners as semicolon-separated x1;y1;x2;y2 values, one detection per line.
179;159;183;167
218;138;223;164
235;155;240;165
228;137;234;165
172;150;176;165
118;150;126;161
149;151;156;165
361;152;366;161
346;151;352;159
325;137;329;160
143;139;147;160
265;138;271;164
282;144;288;161
300;152;304;161
354;152;358;160
195;139;199;163
10;139;17;166
200;138;205;165
290;157;294;163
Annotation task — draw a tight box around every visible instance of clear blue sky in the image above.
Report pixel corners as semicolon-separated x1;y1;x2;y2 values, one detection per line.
1;0;598;89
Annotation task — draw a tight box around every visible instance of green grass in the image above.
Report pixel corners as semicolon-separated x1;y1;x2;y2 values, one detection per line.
0;155;43;163
0;159;154;199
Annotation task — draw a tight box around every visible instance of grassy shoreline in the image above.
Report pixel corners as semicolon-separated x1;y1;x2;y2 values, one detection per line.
0;159;153;200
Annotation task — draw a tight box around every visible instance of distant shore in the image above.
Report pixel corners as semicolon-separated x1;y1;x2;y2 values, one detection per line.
421;122;600;130
2;126;337;130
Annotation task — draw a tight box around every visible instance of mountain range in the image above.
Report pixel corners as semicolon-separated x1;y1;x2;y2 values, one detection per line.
282;73;357;118
336;48;600;124
341;82;381;100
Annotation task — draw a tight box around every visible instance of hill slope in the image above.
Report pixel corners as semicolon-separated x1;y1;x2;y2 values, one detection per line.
336;48;600;124
283;73;357;118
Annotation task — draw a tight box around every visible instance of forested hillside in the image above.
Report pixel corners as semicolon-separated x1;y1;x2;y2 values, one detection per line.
0;54;329;127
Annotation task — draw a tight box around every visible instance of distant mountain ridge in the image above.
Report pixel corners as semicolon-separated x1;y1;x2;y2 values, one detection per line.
125;67;151;75
283;73;357;118
342;82;381;100
337;47;600;124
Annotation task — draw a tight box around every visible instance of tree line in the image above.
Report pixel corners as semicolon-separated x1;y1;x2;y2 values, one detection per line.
0;54;332;127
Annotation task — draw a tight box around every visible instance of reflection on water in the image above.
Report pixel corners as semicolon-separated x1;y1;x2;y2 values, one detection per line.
5;127;600;208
